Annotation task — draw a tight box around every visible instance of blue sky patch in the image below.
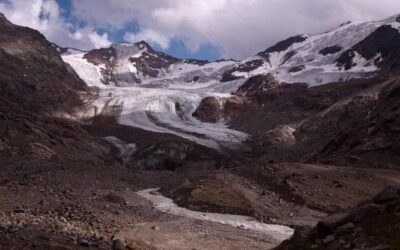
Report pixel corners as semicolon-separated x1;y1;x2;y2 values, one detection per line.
55;0;221;60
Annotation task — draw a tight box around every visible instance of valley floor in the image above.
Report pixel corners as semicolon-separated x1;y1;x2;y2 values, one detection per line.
1;151;399;250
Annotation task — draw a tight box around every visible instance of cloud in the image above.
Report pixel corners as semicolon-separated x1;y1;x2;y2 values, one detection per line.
0;0;111;50
124;29;170;49
69;0;400;59
89;32;112;48
2;0;400;58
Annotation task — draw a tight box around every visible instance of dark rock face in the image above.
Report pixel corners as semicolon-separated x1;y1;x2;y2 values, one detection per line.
319;46;342;56
340;21;352;27
0;13;106;163
288;65;305;73
83;47;115;66
220;71;242;82
82;41;180;84
223;95;243;119
224;71;400;166
221;35;307;83
192;75;200;82
336;50;356;70
0;14;86;114
354;25;400;61
183;58;210;66
276;186;400;250
257;35;307;58
83;47;117;85
236;74;280;97
221;59;264;82
193;96;221;123
112;239;125;250
337;25;400;72
233;59;264;72
128;44;180;78
0;13;12;26
280;51;297;65
296;78;400;168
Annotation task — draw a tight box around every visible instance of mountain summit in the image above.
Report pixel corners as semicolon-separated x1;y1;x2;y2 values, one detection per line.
62;14;400;91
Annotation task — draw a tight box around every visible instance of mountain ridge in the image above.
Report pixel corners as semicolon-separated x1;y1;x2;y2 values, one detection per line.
59;13;400;90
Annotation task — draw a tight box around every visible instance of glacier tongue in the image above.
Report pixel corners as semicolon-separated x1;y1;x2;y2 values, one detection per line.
61;15;400;149
62;52;248;150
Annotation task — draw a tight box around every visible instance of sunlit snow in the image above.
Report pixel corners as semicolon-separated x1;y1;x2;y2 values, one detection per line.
229;15;399;85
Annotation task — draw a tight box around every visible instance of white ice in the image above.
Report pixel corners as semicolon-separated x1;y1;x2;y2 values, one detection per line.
63;53;107;88
62;52;248;150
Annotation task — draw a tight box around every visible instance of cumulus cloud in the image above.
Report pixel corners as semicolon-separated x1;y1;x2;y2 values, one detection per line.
69;0;400;58
124;29;170;49
0;0;111;50
89;32;112;48
2;0;400;58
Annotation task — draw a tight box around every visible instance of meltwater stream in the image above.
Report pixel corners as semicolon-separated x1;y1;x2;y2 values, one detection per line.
136;188;294;242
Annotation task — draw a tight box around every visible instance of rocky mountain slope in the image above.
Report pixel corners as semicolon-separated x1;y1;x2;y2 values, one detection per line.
63;15;400;89
0;11;100;159
0;12;127;250
191;14;400;168
213;73;400;168
62;42;238;88
0;13;86;115
277;186;400;250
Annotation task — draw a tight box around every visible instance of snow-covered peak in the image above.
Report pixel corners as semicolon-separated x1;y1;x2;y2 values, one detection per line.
112;43;148;58
60;14;400;88
224;14;400;86
62;39;238;89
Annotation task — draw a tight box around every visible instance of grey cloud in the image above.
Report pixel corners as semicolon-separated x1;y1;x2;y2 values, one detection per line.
71;0;400;59
0;0;111;50
2;0;400;58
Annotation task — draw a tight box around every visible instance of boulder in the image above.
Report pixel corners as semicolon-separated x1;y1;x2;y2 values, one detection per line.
112;239;125;250
193;96;221;123
223;95;243;119
317;212;349;235
373;186;400;204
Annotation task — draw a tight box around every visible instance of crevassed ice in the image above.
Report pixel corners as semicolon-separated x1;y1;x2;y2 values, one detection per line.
62;53;248;150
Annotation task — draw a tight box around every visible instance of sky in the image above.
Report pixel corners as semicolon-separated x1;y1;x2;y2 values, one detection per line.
1;0;400;60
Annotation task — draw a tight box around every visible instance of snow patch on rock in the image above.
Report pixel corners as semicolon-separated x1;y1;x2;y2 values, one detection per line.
63;53;108;87
229;16;399;85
